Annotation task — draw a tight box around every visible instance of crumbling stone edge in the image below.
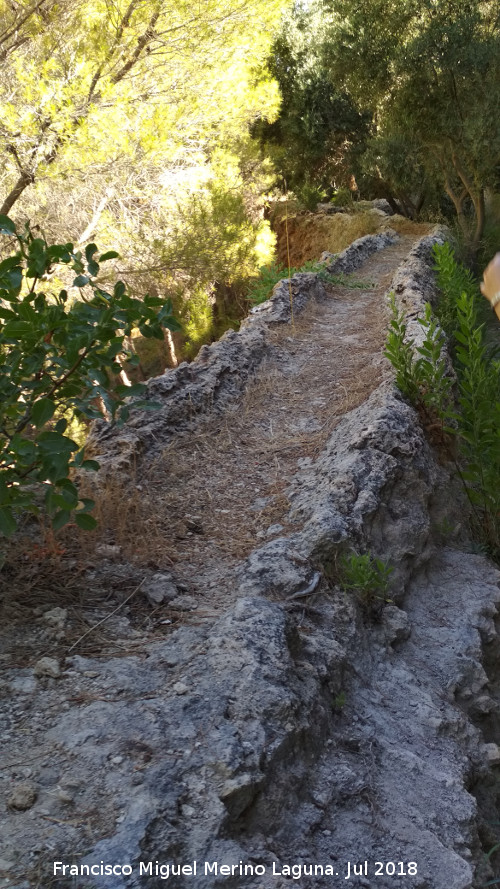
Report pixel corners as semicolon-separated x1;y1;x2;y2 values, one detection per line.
88;230;399;469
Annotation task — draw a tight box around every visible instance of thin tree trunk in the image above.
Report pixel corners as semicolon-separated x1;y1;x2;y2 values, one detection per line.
77;188;114;245
0;170;34;216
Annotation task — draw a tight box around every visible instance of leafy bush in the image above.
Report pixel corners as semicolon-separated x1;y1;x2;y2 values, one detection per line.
340;551;393;608
452;289;500;553
246;262;292;305
385;295;453;420
330;187;353;208
432;240;477;340
385;243;500;560
295;180;327;212
0;215;180;537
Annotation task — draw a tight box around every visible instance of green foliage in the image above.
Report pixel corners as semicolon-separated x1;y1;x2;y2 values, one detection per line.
332;690;346;712
384;294;421;403
272;0;500;245
386;243;500;560
0;0;286;356
385;294;453;416
295;180;327;212
340;551;393;606
0;215;180;537
432;241;477;340
452;289;500;554
246;261;290;305
253;2;369;193
330;188;353;208
246;258;373;305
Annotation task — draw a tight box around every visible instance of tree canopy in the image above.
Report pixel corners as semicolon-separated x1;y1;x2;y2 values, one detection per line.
253;1;369;194
264;0;500;255
0;0;289;358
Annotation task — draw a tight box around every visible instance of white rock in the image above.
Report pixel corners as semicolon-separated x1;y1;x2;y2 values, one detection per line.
7;782;38;811
34;657;61;679
382;606;411;645
43;607;67;627
95;544;122;558
485;743;500;766
143;573;178;606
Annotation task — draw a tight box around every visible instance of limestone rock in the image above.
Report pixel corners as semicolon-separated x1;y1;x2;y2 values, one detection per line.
321;229;398;275
43;608;67;627
95;544;122;559
143;573;178;606
7;783;38;811
33;657;61;679
484;743;500;766
169;596;198;611
382;605;411;644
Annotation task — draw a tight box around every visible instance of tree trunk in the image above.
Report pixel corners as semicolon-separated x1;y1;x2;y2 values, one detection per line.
0;170;34;216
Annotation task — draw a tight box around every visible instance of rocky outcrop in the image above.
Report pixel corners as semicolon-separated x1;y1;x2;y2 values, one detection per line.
3;229;500;889
88;232;398;470
320;228;398;275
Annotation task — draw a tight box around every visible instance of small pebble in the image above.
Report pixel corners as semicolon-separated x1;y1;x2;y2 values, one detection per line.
7;782;38;811
33;657;60;679
43;608;67;627
169;596;198;612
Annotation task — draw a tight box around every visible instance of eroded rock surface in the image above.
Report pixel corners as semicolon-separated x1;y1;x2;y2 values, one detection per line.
2;230;500;889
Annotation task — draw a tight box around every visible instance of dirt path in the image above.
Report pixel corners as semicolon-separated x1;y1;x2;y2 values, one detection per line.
134;235;418;609
0;232;422;660
6;227;500;889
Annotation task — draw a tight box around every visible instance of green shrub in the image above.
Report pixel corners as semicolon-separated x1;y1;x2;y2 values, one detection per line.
385;243;500;560
0;214;180;537
295;180;327;212
385;295;453;418
340;551;393;607
330;187;353;208
432;240;477;340
246;261;293;305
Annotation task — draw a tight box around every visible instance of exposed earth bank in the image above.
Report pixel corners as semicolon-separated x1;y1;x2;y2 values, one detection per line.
1;225;500;889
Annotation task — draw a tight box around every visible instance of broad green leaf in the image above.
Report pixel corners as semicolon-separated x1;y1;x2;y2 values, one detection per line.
75;513;97;530
37;431;79;455
115;383;146;397
0;216;16;235
77;497;95;511
85;243;98;261
80;459;100;471
73;275;90;287
31;398;56;428
0;507;16;537
52;509;71;530
113;281;126;298
87;259;99;277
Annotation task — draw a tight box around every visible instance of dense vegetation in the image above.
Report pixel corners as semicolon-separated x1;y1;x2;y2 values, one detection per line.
2;0;500;539
0;0;289;363
257;0;500;261
386;244;500;562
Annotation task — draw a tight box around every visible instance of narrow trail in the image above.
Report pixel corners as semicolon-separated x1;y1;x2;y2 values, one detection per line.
3;228;500;889
139;236;417;609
